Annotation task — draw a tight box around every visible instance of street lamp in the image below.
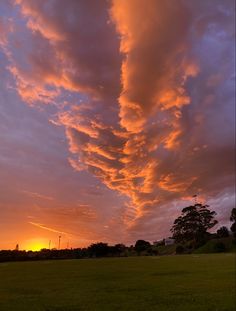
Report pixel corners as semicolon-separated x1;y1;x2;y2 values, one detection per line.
58;236;61;250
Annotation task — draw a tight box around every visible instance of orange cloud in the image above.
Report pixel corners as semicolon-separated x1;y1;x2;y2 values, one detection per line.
9;66;60;105
3;0;233;238
158;174;197;193
111;0;199;134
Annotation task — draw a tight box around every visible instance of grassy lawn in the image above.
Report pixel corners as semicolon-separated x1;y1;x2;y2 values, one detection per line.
0;253;235;311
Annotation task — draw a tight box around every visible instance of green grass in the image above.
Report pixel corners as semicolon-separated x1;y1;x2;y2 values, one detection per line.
156;244;176;255
194;237;236;254
0;254;235;311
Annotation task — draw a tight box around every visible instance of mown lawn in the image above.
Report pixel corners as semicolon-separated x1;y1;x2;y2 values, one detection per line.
0;253;235;311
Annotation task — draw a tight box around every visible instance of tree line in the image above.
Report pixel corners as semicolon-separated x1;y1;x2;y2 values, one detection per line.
0;206;235;262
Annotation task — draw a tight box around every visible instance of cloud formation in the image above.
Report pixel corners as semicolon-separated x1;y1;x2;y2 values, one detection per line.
0;0;234;241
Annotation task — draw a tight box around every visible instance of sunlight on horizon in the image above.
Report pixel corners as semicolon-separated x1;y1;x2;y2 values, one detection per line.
23;239;50;251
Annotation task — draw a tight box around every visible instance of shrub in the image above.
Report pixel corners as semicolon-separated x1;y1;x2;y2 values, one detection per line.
213;242;226;253
176;245;185;254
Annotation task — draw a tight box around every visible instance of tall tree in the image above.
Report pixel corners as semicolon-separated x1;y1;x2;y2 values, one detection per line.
230;208;236;238
171;203;218;247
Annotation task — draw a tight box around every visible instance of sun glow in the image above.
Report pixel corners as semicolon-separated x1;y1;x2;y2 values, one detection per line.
24;239;48;251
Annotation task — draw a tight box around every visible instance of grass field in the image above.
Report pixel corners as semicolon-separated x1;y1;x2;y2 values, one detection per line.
0;254;235;311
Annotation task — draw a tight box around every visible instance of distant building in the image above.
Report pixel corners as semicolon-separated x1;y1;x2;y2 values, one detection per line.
153;239;165;247
164;238;175;246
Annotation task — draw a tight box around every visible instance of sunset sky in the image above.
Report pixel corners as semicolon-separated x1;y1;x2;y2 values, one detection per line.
0;0;234;250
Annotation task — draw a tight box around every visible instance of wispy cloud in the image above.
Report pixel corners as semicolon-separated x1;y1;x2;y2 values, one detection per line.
22;190;54;201
28;222;69;236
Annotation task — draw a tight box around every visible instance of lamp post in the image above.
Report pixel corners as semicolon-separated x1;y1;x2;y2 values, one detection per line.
58;236;61;250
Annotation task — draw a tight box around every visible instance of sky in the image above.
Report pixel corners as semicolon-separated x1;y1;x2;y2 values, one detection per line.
0;0;235;250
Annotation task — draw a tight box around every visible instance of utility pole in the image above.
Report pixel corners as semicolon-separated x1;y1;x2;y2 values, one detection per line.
193;194;198;204
58;236;61;250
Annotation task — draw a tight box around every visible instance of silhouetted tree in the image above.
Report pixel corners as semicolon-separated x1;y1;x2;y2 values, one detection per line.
171;203;218;247
217;226;229;238
230;208;236;238
112;244;126;256
134;240;151;254
87;242;110;257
